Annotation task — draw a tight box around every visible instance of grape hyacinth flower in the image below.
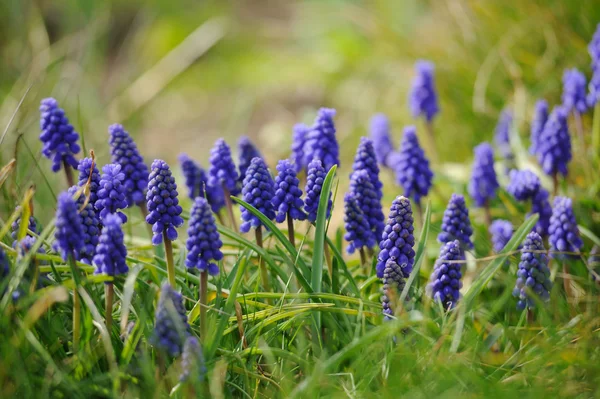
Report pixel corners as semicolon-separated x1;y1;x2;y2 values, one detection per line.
393;126;433;207
376;196;415;278
146;160;184;246
93;213;128;277
494;109;514;171
529;99;549;156
291;123;310;173
39;98;81;180
537;106;571;189
273;160;306;245
343;192;376;255
68;186;100;264
10;207;37;246
180;336;207;383
588;24;600;106
185;197;223;275
349;169;383;243
152;282;191;357
438;194;474;251
513;231;552;311
507;170;552;237
409;60;439;122
54;192;84;261
304;159;332;223
240;157;276;233
238;136;263;185
302;108;339;172
351;137;385;239
369;114;395;168
468;143;499;211
490;219;513;269
77;157;101;207
109;124;149;207
178;153;207;200
208;139;240;196
562;69;588;114
428;240;464;309
96;163;129;224
381;259;409;320
549;197;583;259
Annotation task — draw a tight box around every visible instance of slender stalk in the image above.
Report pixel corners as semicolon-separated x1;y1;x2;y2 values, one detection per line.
216;211;225;226
63;160;74;187
552;173;559;197
138;202;154;240
234;301;248;349
425;121;439;163
199;271;208;342
223;186;238;231
67;253;81;352
484;199;492;228
105;283;114;334
287;212;295;246
416;200;424;228
359;247;367;269
255;227;271;294
163;231;176;287
526;308;535;325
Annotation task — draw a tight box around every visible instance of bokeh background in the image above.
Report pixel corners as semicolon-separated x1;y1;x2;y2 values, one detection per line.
1;0;600;222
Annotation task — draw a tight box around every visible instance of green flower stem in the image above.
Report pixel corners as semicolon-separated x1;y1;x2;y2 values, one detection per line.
163;230;176;287
199;271;208;342
223;187;238;231
67;253;81;352
63;160;74;187
287;212;296;247
105;282;114;335
255;227;271;295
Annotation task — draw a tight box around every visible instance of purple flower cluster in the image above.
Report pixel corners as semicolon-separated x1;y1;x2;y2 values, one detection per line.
537;106;571;178
468;143;498;207
180;336;206;383
376;196;415;278
507;170;552;236
381;259;408;320
529;99;549;156
494;109;513;164
77;158;101;206
369;114;395;168
178;153;207;200
349;169;383;244
561;68;588;114
272;159;306;223
185;197;223;275
109;124;149;206
146;160;184;245
96;164;128;223
54;192;84;261
438;194;474;250
302;108;339;172
549;196;583;259
208;139;240;196
393;126;433;204
343;192;376;254
39;98;81;172
409;60;440;122
152;282;191;356
428;240;464;309
291;123;309;173
304;160;332;223
588;24;600;106
513;231;552;310
68;186;100;264
240;157;276;233
238;136;263;184
93;213;128;277
10;208;37;245
490;219;513;269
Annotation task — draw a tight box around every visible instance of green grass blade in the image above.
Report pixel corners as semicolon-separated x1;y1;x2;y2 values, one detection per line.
311;165;336;293
399;201;431;303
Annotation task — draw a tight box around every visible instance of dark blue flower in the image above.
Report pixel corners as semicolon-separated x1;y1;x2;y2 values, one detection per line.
351;137;385;239
561;68;588;114
238;136;262;185
151;282;191;357
93;213;128;277
208;139;240;196
302;108;339;172
494;109;513;164
272;159;306;223
489;220;513;254
409;60;439;122
39;98;80;172
146;160;184;245
549;196;583;259
513;231;551;310
369;114;395;168
537;106;571;177
68;186;100;264
507;170;551;236
343;192;376;254
185;197;223;275
438;194;473;250
349;169;384;242
381;258;409;320
531;188;552;237
178;153;207;200
304;159;332;223
54;192;84;261
529;99;549;156
428;240;464;309
393;126;433;204
291;123;310;173
180;336;207;383
468;143;498;207
77;157;101;207
588;24;600;106
240;157;276;233
376;196;415;278
109;124;149;206
95;163;128;224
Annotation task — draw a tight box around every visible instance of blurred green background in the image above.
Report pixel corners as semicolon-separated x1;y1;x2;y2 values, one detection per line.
1;0;599;220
